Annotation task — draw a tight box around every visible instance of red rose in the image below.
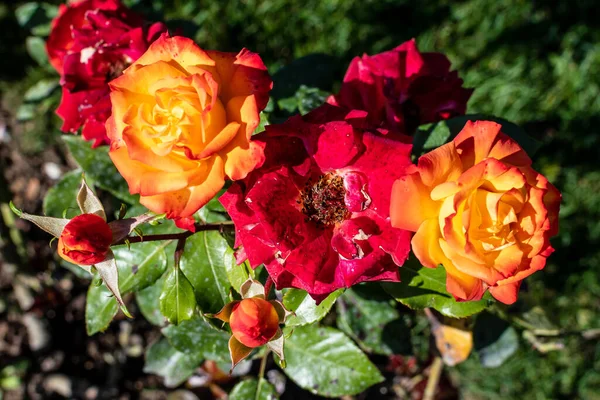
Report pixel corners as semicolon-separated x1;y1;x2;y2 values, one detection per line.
229;298;280;348
57;213;113;265
220;104;413;301
47;0;167;147
328;39;473;134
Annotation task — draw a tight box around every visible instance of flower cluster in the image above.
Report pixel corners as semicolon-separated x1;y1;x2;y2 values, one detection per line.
28;1;561;345
47;0;167;147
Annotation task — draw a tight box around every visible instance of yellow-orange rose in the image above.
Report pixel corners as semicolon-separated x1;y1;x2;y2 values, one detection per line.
106;35;272;220
391;121;560;304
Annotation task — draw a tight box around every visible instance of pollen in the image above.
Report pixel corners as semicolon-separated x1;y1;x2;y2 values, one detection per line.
300;173;350;226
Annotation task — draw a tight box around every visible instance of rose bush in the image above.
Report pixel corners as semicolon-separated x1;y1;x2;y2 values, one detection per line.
47;0;167;146
390;120;560;304
220;104;413;300
106;35;272;223
328;39;473;134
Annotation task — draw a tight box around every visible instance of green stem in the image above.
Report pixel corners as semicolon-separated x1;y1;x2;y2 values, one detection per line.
423;356;443;400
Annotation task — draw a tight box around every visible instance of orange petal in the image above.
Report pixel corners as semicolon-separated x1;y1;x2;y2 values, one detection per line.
391;171;439;232
489;281;521;304
418;141;463;187
454;120;531;168
411;218;445;269
130;35;215;71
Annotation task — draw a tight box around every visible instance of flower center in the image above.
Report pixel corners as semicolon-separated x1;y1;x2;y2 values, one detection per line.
300;173;350;226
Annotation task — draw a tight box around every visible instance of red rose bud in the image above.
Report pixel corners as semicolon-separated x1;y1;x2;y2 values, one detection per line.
57;214;113;265
328;39;472;134
229;298;280;348
47;0;167;147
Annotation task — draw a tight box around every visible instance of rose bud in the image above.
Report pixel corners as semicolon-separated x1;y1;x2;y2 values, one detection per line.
211;279;291;371
57;213;113;265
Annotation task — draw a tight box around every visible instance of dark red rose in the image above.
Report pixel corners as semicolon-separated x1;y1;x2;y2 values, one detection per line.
220;104;413;301
47;0;167;147
57;213;113;265
328;39;473;135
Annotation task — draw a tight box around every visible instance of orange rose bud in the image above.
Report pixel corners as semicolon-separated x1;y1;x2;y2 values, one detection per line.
229;298;280;348
57;214;113;265
391;121;561;304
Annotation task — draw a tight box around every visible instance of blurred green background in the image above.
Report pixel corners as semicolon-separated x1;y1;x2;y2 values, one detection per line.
1;0;599;399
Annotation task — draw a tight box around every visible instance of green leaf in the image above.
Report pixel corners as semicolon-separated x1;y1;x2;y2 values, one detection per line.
413;114;541;158
43;169;84;218
114;242;169;294
137;273;167;326
63;136;137;204
26;36;50;68
85;279;118;335
276;85;329;116
336;285;411;355
161;317;230;363
283;289;342;327
179;231;231;314
283;325;384;397
473;312;519;368
159;268;197;325
224;247;249;294
382;259;492;318
24;79;59;102
144;338;201;388
15;3;39;27
229;378;278;400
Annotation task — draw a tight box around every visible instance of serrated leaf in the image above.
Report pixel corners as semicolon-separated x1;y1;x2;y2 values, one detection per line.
144;338;201;388
159;268;196;325
24;79;59;102
43;169;84;218
229;378;278;400
85;279;118;335
179;231;231;314
137;273;167;326
283;325;383;397
161;317;230;363
283;289;342;327
473;312;519;368
63;136;137;204
114;242;168;294
382;259;491;318
336;285;411;355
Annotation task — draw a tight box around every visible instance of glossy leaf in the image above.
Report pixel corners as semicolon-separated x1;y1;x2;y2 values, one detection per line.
85;279;118;335
336;285;411;355
179;231;231;314
144;338;201;388
283;289;342;327
229;378;278;400
224;247;249;294
114;242;169;294
473;312;519;368
382;260;492;318
159;268;197;325
137;273;167;326
161;317;230;363
283;325;383;397
63;136;137;204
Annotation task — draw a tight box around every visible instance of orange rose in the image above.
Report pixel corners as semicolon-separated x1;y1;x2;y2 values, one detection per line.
106;35;272;220
229;298;280;348
391;121;560;304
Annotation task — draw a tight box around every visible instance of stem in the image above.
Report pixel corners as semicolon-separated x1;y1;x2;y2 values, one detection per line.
174;237;187;270
423;356;443;400
113;221;234;246
258;349;270;381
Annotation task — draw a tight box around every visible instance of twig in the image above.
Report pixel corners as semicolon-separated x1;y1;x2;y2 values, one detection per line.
113;221;234;246
423;356;443;400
